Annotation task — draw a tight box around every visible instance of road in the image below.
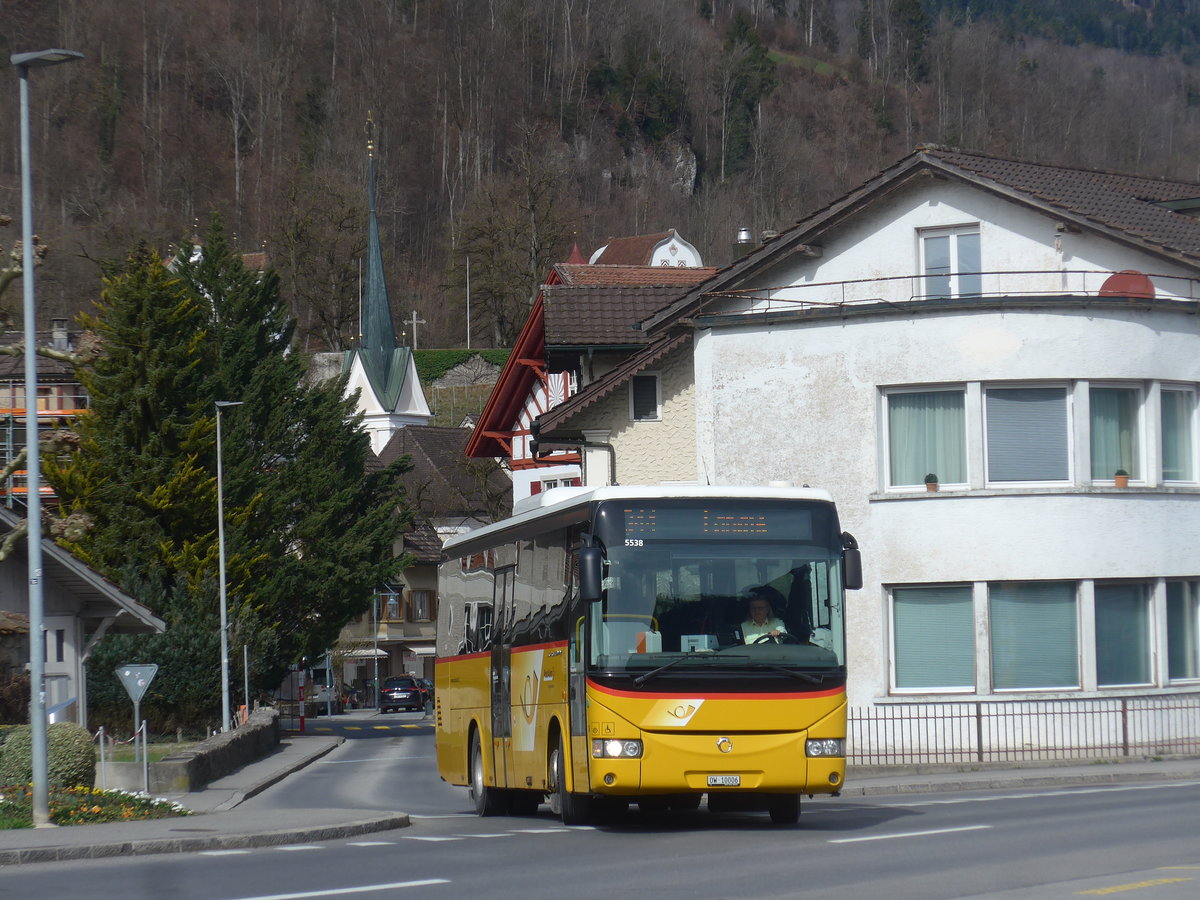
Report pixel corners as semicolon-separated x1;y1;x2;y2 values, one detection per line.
2;710;1198;900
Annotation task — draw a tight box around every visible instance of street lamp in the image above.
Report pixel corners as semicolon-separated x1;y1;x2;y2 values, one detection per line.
13;46;83;829
215;400;243;733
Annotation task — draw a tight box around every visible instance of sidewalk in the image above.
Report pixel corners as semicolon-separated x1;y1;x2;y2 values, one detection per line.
2;725;1198;866
0;730;410;866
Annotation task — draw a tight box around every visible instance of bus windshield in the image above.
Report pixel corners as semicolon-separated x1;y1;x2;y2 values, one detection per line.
589;500;847;674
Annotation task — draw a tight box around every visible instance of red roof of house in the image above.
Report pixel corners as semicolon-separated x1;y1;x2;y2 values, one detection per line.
590;232;675;265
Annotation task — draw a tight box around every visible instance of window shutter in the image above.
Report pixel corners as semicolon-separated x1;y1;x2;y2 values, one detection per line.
893;586;975;689
990;582;1078;689
986;388;1068;481
631;375;659;421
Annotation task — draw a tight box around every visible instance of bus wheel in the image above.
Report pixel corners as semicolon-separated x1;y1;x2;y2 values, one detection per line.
469;730;506;817
768;793;801;825
548;736;591;825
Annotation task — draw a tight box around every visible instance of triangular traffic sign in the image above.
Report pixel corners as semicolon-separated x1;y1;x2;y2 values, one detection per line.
116;664;159;704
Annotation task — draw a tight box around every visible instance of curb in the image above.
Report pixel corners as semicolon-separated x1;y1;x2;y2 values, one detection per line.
209;735;346;812
0;812;410;867
841;768;1200;797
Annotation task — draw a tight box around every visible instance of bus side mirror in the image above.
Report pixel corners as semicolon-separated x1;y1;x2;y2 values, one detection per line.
841;532;862;591
579;547;603;602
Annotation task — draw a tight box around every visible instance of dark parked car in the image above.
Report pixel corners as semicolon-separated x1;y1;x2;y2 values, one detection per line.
380;675;425;713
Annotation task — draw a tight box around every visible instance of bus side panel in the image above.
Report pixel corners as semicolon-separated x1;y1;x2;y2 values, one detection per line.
434;653;491;787
507;642;569;792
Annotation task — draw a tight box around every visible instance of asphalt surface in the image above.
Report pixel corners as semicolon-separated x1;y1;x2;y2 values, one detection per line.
2;714;1198;867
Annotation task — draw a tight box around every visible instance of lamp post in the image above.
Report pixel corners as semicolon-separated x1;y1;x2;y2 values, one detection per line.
13;47;83;829
215;400;242;732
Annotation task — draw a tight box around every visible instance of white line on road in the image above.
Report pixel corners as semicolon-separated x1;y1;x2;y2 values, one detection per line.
828;824;992;844
221;880;450;899
402;836;463;841
872;780;1200;808
459;833;514;839
275;845;323;851
512;828;571;834
200;849;253;856
346;841;397;847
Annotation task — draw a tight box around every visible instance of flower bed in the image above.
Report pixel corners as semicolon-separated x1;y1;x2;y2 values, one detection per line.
0;784;191;828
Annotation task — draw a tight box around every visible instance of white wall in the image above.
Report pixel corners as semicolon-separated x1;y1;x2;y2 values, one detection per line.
694;302;1200;706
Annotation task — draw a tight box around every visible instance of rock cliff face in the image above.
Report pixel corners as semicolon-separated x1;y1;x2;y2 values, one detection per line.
433;356;503;388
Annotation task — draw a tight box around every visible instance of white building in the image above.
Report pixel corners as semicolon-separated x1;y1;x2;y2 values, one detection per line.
537;147;1200;761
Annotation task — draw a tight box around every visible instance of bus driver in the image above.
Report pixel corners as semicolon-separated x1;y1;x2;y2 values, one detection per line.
741;586;789;644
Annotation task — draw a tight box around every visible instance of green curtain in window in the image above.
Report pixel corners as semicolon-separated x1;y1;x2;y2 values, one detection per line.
1166;582;1199;681
1161;390;1195;482
1090;387;1139;479
990;582;1078;689
893;586;975;689
888;391;966;486
1095;583;1150;686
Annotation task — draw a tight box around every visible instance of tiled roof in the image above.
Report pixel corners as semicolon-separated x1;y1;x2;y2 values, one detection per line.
924;146;1200;259
402;519;443;563
642;146;1200;334
554;264;717;287
543;285;701;346
378;425;511;520
590;231;675;265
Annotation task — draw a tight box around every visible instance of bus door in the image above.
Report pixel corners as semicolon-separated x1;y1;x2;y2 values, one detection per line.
490;565;515;787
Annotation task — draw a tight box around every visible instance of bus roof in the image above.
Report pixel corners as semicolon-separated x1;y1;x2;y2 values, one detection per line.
442;484;836;556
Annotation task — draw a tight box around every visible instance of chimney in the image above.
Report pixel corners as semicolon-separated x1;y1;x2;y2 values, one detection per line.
51;318;69;351
733;227;755;262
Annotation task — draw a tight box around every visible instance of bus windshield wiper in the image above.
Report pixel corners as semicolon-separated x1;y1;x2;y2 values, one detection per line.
756;664;825;684
633;653;703;686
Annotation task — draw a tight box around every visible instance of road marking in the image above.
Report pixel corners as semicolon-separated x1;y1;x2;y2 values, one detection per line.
313;727;333;732
200;849;253;856
344;726;363;731
275;844;323;851
347;841;396;847
318;755;435;764
403;836;463;841
829;824;992;844
460;833;514;839
372;726;392;730
402;724;425;729
1077;877;1194;895
223;880;450;899
409;813;475;819
512;828;571;834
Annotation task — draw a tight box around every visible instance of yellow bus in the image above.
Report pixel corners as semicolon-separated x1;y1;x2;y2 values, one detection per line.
434;485;861;824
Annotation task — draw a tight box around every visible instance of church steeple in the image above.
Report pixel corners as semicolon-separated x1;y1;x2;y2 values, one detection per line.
362;111;398;359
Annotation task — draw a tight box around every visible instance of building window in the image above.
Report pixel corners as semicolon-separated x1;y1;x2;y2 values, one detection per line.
1090;386;1141;481
985;386;1070;483
1166;581;1200;681
892;585;975;690
408;590;435;622
990;582;1078;690
1161;388;1196;482
921;227;981;299
1094;583;1151;686
886;389;966;487
630;374;661;422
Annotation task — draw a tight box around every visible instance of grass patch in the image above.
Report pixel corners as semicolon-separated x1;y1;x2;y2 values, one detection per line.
0;783;191;829
100;742;196;764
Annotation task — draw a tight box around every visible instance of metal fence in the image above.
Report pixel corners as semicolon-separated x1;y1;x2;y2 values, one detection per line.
848;692;1200;765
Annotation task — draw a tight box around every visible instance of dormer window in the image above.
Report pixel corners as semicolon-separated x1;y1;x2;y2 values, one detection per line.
921;226;980;299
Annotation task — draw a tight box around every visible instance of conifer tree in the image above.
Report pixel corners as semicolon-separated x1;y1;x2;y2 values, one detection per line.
47;223;412;728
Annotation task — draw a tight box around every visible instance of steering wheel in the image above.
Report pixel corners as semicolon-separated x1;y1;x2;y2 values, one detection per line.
753;632;802;645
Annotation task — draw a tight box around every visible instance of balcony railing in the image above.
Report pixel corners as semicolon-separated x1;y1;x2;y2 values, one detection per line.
849;692;1200;765
699;269;1199;321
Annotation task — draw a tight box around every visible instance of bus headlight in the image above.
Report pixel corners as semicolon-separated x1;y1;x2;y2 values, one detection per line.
592;739;643;759
805;738;845;758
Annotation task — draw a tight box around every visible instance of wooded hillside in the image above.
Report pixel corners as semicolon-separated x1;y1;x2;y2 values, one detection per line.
5;0;1200;349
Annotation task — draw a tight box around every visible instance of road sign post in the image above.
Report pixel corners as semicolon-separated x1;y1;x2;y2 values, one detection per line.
116;665;158;764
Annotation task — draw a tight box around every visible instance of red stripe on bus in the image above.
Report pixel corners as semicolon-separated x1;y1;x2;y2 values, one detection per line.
587;678;844;701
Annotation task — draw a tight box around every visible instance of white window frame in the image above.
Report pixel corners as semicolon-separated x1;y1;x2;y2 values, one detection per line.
919;225;982;299
983;383;1073;486
629;372;662;422
1160;385;1198;484
1093;581;1153;688
882;386;968;490
1089;382;1145;483
889;584;976;694
1166;580;1200;683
